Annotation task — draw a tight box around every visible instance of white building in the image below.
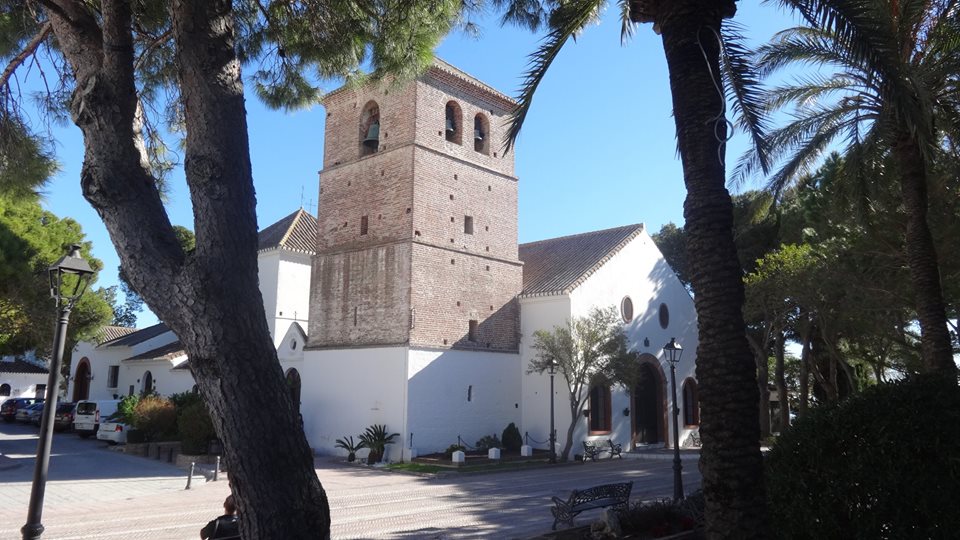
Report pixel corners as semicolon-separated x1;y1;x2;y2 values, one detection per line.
0;352;48;400
68;60;701;462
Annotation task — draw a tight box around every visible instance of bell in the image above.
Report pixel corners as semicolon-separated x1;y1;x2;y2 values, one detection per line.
362;122;380;148
445;117;456;133
474;129;484;141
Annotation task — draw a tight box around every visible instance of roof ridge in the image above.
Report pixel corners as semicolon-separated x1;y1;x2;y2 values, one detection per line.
558;225;646;295
520;223;643;248
277;208;306;248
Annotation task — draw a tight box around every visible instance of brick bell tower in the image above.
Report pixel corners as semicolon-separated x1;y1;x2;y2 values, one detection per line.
307;60;522;352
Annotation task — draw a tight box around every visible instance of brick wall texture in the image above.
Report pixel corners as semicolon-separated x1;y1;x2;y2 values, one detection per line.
308;65;522;351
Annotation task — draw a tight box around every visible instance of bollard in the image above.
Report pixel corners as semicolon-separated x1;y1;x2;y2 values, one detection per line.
214;456;220;482
186;461;194;490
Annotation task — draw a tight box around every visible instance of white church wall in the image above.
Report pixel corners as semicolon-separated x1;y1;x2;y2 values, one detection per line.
271;251;312;346
406;348;520;455
569;230;700;449
257;251;281;342
300;347;408;462
118;359;194;398
69;341;127;401
519;295;571;454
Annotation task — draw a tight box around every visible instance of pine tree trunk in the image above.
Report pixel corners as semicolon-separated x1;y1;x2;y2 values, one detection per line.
659;2;769;537
46;1;330;537
892;133;957;377
747;333;771;439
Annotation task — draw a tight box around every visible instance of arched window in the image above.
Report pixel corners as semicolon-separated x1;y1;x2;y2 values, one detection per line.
286;368;302;409
142;371;154;395
445;101;462;144
473;114;489;154
0;383;10;396
359;101;380;156
588;384;612;434
682;378;700;426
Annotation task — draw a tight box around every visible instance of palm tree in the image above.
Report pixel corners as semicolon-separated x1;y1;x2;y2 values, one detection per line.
496;0;770;537
740;0;960;376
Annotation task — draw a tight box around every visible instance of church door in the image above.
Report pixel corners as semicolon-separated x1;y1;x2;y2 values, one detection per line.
73;360;91;401
634;363;662;444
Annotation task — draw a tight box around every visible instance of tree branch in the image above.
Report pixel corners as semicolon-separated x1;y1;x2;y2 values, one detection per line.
134;29;173;71
0;23;51;90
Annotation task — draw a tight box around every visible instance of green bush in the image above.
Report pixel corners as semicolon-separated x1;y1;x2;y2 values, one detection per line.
501;422;523;452
766;374;960;540
118;394;140;425
132;395;177;442
177;400;215;454
358;424;399;464
474;434;500;451
616;498;698;538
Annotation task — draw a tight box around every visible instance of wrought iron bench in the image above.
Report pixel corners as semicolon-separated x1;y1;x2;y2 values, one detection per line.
550;481;633;529
582;439;623;461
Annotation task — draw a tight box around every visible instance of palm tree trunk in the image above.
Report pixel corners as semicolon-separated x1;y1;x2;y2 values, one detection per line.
659;2;768;537
892;133;957;377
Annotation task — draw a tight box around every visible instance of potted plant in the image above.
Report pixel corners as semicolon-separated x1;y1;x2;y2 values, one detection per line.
335;435;365;462
358;424;399;464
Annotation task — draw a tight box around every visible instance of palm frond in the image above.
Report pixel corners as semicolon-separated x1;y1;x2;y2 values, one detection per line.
503;0;605;152
617;0;635;45
492;0;553;31
721;21;771;178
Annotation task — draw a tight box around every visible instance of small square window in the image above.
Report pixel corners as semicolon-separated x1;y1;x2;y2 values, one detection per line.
468;320;478;342
464;215;474;235
360;215;368;235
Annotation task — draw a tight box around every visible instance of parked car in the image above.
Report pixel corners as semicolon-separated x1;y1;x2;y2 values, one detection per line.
1;397;43;423
96;412;129;445
54;402;77;432
16;402;44;424
73;399;120;438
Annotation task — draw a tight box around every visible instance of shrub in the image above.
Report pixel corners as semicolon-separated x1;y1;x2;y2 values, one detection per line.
335;436;365;462
358;424;399;464
617;498;697;537
766;374;960;540
118;394;140;425
132;395;177;442
501;422;523;452
178;400;215;454
474;434;500;451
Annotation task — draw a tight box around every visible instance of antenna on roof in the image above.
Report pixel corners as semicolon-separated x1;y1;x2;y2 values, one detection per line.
299;185;305;209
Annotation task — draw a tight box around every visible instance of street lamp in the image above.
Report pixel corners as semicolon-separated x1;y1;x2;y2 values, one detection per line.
23;245;94;540
547;359;557;464
663;337;684;502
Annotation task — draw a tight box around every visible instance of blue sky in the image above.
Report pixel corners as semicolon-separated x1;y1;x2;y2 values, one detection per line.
37;3;800;327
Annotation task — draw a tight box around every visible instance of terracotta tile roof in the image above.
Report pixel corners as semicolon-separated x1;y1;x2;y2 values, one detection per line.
96;326;137;345
123;340;186;363
100;322;170;348
0;359;48;374
519;224;644;297
258;209;318;254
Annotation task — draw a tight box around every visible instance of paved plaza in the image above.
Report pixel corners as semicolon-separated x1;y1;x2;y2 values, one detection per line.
1;423;700;538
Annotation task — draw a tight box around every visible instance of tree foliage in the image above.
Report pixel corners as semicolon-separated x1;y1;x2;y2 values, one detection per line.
0;194;113;356
528;305;632;461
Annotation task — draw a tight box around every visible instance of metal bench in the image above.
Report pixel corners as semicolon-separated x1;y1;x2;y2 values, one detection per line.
550;481;633;529
582;439;623;461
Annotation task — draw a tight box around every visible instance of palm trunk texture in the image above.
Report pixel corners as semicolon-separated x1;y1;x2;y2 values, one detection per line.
659;2;769;538
46;0;331;537
893;133;957;377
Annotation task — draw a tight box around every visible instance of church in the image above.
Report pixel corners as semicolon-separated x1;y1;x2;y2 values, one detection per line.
67;60;700;460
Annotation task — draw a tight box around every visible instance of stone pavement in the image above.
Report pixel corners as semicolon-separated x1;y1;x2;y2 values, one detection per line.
1;424;701;538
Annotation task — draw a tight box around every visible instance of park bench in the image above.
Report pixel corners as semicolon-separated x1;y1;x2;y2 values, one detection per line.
688;429;702;447
550;481;633;530
582;439;623;461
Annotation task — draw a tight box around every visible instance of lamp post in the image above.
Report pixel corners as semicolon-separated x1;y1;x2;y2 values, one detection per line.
663;337;684;502
22;245;94;540
547;359;557;464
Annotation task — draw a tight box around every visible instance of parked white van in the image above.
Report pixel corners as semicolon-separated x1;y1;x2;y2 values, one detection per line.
74;400;120;438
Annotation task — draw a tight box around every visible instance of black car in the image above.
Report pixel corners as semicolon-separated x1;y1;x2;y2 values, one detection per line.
1;397;44;423
54;402;77;432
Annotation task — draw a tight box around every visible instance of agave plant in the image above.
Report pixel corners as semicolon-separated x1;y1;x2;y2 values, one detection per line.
334;436;366;463
358;424;399;464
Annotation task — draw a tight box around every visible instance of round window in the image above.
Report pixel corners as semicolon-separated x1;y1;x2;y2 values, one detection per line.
659;303;670;329
621;296;634;323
